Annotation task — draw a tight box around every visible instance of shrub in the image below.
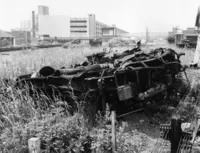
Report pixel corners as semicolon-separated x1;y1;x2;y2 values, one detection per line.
167;35;175;44
0;79;141;153
0;91;141;153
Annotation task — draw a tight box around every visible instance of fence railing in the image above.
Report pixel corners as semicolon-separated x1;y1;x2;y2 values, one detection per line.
0;44;62;52
152;114;200;153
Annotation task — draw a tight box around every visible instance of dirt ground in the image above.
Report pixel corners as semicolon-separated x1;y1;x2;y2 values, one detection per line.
119;68;200;153
121;103;175;152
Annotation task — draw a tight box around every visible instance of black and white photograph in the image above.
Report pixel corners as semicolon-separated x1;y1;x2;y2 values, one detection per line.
1;0;200;152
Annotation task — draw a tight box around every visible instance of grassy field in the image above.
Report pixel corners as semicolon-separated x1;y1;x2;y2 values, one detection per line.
0;46;137;78
0;44;197;152
0;44;194;78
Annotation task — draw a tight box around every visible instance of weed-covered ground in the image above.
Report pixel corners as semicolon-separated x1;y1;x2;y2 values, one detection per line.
0;44;198;152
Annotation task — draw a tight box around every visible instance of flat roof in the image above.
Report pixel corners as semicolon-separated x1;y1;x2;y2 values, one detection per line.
0;30;13;38
184;33;199;36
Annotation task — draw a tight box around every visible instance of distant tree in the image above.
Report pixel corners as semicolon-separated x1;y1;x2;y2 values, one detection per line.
167;35;175;44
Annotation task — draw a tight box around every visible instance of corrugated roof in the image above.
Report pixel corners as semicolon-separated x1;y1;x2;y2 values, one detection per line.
0;30;13;38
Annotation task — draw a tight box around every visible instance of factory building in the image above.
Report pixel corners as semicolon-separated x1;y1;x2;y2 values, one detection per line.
38;14;128;39
169;27;199;44
33;6;128;40
11;29;31;45
102;26;129;41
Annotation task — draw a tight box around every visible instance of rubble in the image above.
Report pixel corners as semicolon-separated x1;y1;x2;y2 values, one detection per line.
108;37;135;48
13;46;186;115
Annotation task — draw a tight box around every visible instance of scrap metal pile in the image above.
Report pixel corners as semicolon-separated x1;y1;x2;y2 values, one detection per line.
14;46;186;114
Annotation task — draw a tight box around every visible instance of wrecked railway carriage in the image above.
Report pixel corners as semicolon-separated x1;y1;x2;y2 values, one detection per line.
14;47;186;114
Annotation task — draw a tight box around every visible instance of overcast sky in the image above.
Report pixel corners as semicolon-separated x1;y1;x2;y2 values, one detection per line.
1;0;200;33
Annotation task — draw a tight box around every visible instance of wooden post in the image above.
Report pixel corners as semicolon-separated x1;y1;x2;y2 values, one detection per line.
111;111;116;153
171;116;182;153
97;79;106;111
191;113;200;143
28;137;40;153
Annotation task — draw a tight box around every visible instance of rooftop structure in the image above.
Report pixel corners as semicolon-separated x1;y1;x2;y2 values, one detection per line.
0;30;14;47
38;5;49;15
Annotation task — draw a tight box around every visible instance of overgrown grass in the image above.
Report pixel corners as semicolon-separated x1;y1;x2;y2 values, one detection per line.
0;44;194;78
0;86;144;152
0;47;101;78
0;46;146;152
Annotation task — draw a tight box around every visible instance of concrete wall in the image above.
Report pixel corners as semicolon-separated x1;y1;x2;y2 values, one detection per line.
88;14;96;38
20;20;31;31
38;15;70;37
11;30;31;45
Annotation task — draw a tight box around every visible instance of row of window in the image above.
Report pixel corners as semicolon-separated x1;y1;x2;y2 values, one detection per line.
70;22;87;26
96;29;102;32
70;26;87;28
70;31;87;32
96;22;109;28
70;27;87;31
70;20;87;23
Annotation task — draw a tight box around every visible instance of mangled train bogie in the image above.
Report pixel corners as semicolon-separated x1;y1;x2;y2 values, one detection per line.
13;47;186;115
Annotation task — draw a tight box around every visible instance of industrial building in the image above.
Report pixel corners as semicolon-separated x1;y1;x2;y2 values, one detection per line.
32;6;128;40
169;27;200;44
102;26;128;41
37;13;128;39
11;29;31;45
5;5;128;45
0;30;14;47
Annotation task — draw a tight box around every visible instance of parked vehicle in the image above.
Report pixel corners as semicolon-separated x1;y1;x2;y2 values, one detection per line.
176;39;197;48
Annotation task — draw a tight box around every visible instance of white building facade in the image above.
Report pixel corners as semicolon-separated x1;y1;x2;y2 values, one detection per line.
37;13;128;39
20;20;32;31
38;15;70;38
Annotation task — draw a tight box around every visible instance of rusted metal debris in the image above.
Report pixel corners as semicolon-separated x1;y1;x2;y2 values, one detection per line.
13;46;186;115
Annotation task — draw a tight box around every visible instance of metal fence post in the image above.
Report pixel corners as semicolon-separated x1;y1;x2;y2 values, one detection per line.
171;115;182;153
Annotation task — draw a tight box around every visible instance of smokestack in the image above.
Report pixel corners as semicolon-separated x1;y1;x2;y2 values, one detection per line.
32;11;35;38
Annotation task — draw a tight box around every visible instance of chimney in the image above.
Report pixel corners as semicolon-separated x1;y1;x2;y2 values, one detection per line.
32;11;35;38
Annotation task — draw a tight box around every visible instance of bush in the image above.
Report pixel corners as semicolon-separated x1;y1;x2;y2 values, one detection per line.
167;35;175;44
0;85;141;153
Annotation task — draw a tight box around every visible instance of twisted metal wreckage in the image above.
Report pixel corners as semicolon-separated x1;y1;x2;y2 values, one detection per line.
13;45;186;116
